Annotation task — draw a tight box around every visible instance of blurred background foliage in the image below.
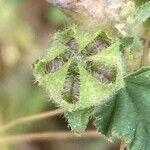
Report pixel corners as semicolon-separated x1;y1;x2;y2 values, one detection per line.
0;0;120;150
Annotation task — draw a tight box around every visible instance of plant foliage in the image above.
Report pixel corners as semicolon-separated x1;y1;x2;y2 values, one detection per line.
33;1;150;150
94;67;150;150
127;2;150;51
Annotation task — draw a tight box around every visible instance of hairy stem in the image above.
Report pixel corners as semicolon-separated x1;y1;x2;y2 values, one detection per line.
0;109;63;133
0;131;101;144
120;140;127;150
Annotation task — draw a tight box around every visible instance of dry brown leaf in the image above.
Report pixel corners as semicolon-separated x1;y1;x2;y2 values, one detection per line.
46;0;134;21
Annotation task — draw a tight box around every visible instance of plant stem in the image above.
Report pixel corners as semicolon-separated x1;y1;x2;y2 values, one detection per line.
120;140;127;150
0;131;101;144
0;109;63;133
141;39;150;67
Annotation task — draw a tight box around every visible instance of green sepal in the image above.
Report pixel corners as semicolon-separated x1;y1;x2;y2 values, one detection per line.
65;108;93;133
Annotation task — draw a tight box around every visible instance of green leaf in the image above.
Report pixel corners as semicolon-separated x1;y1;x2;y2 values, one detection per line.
127;2;150;52
134;0;149;7
127;2;150;24
66;108;93;133
94;67;150;150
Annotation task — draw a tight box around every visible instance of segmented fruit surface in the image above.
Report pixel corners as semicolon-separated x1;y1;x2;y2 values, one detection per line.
33;26;124;111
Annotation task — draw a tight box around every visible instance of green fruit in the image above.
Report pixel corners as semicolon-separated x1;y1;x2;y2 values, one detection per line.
33;26;124;112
